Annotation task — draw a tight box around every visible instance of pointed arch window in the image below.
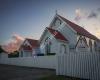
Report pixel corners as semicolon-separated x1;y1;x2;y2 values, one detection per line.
45;41;52;54
44;37;52;54
94;41;97;51
60;44;66;54
21;51;23;57
89;39;92;52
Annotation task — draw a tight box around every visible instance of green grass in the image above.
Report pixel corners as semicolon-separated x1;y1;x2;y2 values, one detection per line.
40;75;85;80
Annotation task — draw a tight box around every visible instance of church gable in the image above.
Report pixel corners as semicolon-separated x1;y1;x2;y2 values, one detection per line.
53;18;62;27
49;15;64;30
39;28;52;45
76;36;88;51
22;40;33;51
23;40;31;47
40;27;68;44
47;27;68;42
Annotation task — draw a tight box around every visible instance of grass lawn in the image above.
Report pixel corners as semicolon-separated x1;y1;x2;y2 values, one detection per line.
40;75;87;80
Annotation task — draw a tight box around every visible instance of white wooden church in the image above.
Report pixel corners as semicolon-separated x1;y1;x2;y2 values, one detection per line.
16;14;100;57
39;14;100;55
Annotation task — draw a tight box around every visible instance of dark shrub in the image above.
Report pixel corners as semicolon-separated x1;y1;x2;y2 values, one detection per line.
47;53;56;55
37;54;44;56
8;51;19;58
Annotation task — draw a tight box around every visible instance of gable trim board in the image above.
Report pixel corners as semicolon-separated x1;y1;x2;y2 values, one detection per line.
39;28;48;44
49;14;58;28
75;36;88;48
23;40;32;48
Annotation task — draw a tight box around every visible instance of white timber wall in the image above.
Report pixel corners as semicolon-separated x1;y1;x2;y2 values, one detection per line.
40;30;68;55
40;31;51;54
58;23;77;46
0;55;56;69
56;52;100;80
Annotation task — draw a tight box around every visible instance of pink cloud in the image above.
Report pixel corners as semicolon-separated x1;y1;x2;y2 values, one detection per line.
74;9;83;21
95;29;100;39
2;34;24;53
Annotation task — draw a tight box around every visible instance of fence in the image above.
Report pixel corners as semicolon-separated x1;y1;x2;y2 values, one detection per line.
56;52;100;80
0;55;56;69
0;52;100;80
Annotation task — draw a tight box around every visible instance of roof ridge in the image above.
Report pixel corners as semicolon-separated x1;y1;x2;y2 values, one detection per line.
57;15;99;40
57;14;85;29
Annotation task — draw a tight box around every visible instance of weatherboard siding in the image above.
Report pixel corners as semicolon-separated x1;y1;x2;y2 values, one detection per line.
40;31;51;54
58;23;77;46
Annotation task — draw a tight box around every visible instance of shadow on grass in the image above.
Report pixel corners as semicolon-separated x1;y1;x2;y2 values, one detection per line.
40;75;89;80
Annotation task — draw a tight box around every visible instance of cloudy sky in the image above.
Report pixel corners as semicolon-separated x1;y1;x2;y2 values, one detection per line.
0;0;100;52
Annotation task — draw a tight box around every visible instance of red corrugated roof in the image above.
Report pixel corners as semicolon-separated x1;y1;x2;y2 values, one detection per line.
47;27;68;41
25;38;39;48
58;15;99;40
19;38;39;51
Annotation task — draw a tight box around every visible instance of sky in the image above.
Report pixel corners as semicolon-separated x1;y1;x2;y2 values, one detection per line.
0;0;100;52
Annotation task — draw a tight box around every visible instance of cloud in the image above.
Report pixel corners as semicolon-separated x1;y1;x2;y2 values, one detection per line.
95;29;100;39
87;8;100;19
2;34;24;53
12;34;24;41
74;8;100;39
74;8;100;21
74;9;83;21
97;8;100;12
87;11;98;19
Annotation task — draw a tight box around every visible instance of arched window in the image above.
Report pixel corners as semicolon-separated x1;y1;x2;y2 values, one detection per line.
94;41;97;51
21;51;23;57
83;37;88;46
60;44;66;54
44;37;49;54
45;42;52;54
89;40;92;52
45;44;48;54
45;37;52;54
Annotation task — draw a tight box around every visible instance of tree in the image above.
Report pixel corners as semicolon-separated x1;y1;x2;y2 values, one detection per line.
0;46;5;53
8;51;19;58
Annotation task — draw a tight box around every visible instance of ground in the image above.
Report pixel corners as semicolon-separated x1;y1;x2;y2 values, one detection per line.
0;64;88;80
0;64;55;80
